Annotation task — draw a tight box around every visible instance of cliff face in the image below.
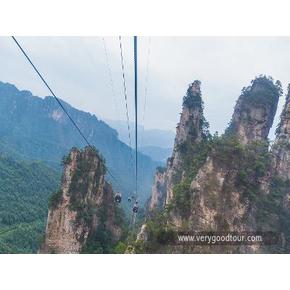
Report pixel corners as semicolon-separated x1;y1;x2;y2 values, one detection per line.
226;79;280;144
40;146;122;254
149;167;167;211
184;78;280;235
272;88;290;180
272;88;290;214
139;76;290;254
149;81;209;210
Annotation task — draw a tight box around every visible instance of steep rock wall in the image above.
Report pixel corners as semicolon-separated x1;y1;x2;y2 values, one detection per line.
140;76;290;254
40;146;122;254
149;81;209;211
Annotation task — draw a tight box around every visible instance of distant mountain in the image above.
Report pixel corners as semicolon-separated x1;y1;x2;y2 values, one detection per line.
106;119;175;161
0;81;158;203
140;146;172;162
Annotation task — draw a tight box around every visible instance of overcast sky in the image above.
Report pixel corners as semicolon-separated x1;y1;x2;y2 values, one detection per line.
1;36;290;140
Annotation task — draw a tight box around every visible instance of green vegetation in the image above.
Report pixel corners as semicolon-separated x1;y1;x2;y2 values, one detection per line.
183;80;202;109
0;221;46;254
171;182;191;218
209;136;271;202
171;133;290;249
169;135;272;220
81;204;128;254
177;138;212;180
242;75;282;106
0;80;159;209
61;153;72;166
182;80;210;140
64;148;107;225
171;82;211;187
48;189;63;209
235;142;271;201
227;75;282;136
135;211;177;254
143;132;290;252
170;136;213;218
0;155;60;253
68;149;106;204
113;241;127;254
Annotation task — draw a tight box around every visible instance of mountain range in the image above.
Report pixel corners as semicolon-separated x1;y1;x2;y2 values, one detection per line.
0;81;159;252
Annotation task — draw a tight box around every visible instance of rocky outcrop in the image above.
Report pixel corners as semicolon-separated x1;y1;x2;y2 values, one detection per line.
149;167;167;211
271;86;290;213
272;86;290;180
148;81;209;211
166;80;209;204
184;77;280;234
139;76;290;254
40;146;122;254
226;77;280;144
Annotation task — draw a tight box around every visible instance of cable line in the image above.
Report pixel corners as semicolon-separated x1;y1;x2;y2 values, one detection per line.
11;36;126;193
12;36;91;147
126;36;139;245
140;37;151;148
134;36;138;200
118;37;134;162
101;37;120;120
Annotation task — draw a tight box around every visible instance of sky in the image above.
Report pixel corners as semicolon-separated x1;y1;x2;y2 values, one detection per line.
1;36;290;141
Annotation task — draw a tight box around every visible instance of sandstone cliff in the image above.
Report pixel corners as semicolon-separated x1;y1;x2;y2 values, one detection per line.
270;86;290;245
272;86;290;181
149;81;210;211
149;167;167;211
138;76;290;254
226;78;280;144
40;146;123;254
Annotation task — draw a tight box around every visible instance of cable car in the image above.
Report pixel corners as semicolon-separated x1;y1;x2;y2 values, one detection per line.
114;192;122;203
133;204;139;213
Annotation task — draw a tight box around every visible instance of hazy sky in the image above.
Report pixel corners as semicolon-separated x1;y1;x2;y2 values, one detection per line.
1;36;290;140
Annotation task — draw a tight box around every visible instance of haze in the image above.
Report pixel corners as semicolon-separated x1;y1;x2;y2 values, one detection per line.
1;36;289;142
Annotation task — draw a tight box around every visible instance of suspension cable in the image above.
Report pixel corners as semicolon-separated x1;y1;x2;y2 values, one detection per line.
134;36;138;200
12;36;91;147
118;37;134;162
126;36;139;246
101;37;120;120
140;37;151;148
11;36;126;192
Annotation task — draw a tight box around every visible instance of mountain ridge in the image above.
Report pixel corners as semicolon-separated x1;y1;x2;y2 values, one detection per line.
0;80;158;204
135;76;290;254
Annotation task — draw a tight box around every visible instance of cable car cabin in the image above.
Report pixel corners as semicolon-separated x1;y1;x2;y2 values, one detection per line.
114;192;122;203
133;205;138;213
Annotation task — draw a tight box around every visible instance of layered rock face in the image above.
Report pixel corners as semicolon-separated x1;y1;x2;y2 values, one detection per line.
40;146;122;254
272;88;290;180
185;78;280;234
149;167;167;211
140;76;290;254
226;78;280;145
149;81;209;210
272;88;290;212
